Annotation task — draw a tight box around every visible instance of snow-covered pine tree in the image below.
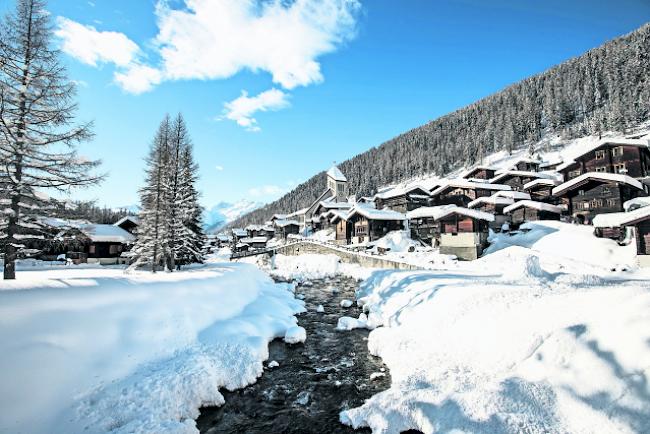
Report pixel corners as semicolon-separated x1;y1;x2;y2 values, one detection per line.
0;0;101;280
129;116;172;273
176;141;204;267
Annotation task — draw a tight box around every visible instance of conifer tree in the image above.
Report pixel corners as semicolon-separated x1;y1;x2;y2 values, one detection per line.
0;0;101;279
176;143;204;266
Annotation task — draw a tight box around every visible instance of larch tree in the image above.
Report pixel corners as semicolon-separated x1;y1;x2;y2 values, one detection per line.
176;141;204;266
0;0;101;280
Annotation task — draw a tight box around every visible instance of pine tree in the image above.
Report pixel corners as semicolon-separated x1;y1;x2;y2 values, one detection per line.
176;143;204;266
166;114;190;270
0;0;101;280
129;116;172;272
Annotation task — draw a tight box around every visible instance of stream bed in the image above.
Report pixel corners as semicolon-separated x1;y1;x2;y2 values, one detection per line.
196;275;391;434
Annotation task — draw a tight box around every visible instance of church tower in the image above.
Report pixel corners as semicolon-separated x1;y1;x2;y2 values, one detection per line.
326;165;348;203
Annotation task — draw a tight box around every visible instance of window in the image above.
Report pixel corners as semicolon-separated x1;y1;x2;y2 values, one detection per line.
614;163;627;174
591;199;604;208
606;198;617;207
595;150;606;160
612;146;623;157
89;245;96;254
569;170;581;179
595;166;607;173
578;189;585;196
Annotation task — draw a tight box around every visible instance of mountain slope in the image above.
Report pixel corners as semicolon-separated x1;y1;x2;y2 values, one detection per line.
204;200;263;233
229;22;650;229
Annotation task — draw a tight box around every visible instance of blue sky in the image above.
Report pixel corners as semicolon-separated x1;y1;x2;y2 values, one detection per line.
4;0;649;209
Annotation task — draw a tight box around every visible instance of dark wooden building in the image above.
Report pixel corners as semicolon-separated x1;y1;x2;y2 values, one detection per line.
374;185;431;213
274;220;301;240
523;179;561;203
467;195;514;230
113;216;139;234
557;139;650;182
503;200;563;228
593;206;650;266
552;173;647;224
330;211;353;245
407;205;456;247
437;207;494;260
346;205;405;244
57;224;135;265
510;158;541;172
431;180;512;207
489;171;556;192
461;166;497;181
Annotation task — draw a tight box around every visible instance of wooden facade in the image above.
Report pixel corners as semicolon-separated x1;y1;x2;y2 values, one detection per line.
462;167;496;180
375;187;431;213
559;143;650;182
347;215;404;244
524;183;558;203
409;217;441;247
514;160;540;172
492;172;548;192
434;186;503;207
562;181;644;223
437;213;491;260
275;222;300;240
507;207;560;227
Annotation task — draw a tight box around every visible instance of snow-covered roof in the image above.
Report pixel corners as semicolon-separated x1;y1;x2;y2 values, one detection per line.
406;205;456;220
492;190;532;200
523;178;562;191
431;179;512;196
113;215;140;227
503;200;563;215
467;195;514;209
232;228;248;237
557;138;650;171
318;201;352;210
240;237;268;244
593;206;650;228
287;208;309;217
509;157;541;167
216;234;231;241
459;165;498;179
552;173;645;197
489;170;553;184
433;205;495;222
245;224;263;231
275;219;301;228
79;224;135;243
373;184;431;200
327;165;347;182
329;210;349;223
624;197;650;212
347;204;406;221
271;214;288;220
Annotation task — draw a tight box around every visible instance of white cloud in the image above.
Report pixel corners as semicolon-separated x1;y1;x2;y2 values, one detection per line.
55;17;139;67
222;88;290;131
248;184;286;197
108;0;360;93
114;64;163;94
215;165;224;171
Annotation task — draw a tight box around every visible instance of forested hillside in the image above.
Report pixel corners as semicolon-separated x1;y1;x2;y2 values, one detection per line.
230;22;650;229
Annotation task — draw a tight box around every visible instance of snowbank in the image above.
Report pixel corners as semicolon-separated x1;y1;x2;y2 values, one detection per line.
0;262;305;434
369;230;418;253
269;253;372;281
341;247;650;433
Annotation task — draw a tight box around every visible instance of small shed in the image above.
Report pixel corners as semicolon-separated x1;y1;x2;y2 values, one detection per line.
503;200;563;228
460;165;497;181
329;210;353;245
274;219;301;240
436;207;494;260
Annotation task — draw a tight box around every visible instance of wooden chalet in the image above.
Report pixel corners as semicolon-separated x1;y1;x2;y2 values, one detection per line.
373;184;431;213
460;165;497;181
557;138;650;182
57;224;135;265
436;207;494;260
552;173;647;224
346;205;405;244
274;219;301;240
406;205;456;247
232;228;248;243
489;170;555;192
510;157;541;172
593;205;650;266
523;179;562;203
234;242;250;253
330;210;353;245
430;179;511;207
467;195;514;230
503;200;563;228
113;215;139;234
239;237;268;249
216;234;231;247
312;201;352;232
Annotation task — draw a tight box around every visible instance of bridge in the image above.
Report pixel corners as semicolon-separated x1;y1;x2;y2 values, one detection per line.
230;240;422;271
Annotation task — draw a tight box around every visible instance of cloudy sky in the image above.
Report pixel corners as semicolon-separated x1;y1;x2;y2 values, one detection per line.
4;0;649;208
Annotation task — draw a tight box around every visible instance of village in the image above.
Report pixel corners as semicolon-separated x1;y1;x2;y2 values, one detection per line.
200;135;650;267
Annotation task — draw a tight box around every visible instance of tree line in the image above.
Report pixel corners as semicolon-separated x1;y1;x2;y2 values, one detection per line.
229;22;650;229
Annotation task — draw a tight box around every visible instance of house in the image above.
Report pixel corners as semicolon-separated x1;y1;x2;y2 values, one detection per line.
113;215;139;234
539;158;563;171
467;194;514;230
346;204;406;244
311;201;353;231
274;219;301;240
233;242;250;254
510;157;541;172
216;234;231;247
503;200;563;228
286;208;309;233
431;179;511;207
489;170;555;192
406;205;456;246
57;224;135;265
232;228;249;243
460;165;497;181
523;179;561;203
557;138;650;182
239;237;268;249
245;224;263;238
330;210;353;245
593;205;650;266
552;173;647;224
373;184;431;213
270;214;288;224
436;206;494;260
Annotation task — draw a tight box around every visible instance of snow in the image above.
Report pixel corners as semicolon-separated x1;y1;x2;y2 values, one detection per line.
268;360;279;368
336;314;371;331
373;184;430;200
492;190;532;200
556;137;650;171
552;172;645;197
523;178;561;191
369;230;418;253
467;195;513;208
503;200;563;215
316;304;325;313
624;196;650;211
348;204;406;221
310;228;335;242
284;326;307;344
269;253;372;282
274;218;301;228
0;259;305;433
76;224;135;243
341;234;650;433
431;179;512;196
113;215;140;227
489;170;554;184
593;205;650;228
406;205;456;220
327;165;347;182
340;299;354;308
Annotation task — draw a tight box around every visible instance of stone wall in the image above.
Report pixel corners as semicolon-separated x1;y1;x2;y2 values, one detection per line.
273;241;422;271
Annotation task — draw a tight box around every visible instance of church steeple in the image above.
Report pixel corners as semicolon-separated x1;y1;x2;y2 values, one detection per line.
326;165;348;202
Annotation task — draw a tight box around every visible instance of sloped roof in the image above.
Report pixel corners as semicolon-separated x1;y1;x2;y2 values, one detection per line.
557;138;650;171
275;219;301;228
79;224;135;243
347;204;406;221
431;179;512;196
327;165;347;182
373;184;431;200
114;215;140;227
459;165;498;179
593;206;650;228
406;205;456;220
552;173;644;197
467;195;514;209
492;190;532;200
232;228;248;237
503;200;563;215
489;170;553;184
523;178;561;191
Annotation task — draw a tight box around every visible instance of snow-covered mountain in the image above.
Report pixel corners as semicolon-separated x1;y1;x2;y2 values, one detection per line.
203;200;264;233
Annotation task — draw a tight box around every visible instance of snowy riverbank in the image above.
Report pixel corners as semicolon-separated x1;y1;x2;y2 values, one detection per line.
0;259;305;433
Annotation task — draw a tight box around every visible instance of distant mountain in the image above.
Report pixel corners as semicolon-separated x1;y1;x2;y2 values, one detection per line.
204;200;264;233
229;22;650;229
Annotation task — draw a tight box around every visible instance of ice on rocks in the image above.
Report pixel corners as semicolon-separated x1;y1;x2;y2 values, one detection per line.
268;360;279;368
284;326;307;344
316;304;325;313
340;299;353;308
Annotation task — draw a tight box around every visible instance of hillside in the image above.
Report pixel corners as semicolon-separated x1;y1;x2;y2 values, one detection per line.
229;22;650;229
203;200;263;233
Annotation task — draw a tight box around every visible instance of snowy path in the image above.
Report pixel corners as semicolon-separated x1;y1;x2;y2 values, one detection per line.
196;275;393;434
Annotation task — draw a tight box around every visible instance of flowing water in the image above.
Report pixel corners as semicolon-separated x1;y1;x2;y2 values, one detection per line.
196;275;391;434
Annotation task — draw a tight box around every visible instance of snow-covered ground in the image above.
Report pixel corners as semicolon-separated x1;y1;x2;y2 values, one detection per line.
338;223;650;433
0;257;305;434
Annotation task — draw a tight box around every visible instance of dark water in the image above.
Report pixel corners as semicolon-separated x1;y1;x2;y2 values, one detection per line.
196;275;392;434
